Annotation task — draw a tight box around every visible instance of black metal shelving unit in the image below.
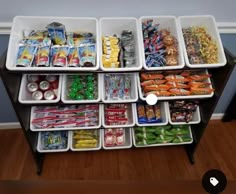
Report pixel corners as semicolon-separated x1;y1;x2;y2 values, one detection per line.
0;49;235;175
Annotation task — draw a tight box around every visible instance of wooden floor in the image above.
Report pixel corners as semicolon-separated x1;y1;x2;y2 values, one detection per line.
0;120;236;180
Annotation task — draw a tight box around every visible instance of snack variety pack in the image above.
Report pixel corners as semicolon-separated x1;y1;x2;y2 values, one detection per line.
25;74;59;101
182;26;218;64
169;100;199;123
31;105;99;129
102;30;136;68
134;125;192;146
72;130;99;149
104;74;131;101
140;70;214;97
67;74;98;101
137;103;162;124
142;19;179;67
104;128;126;147
104;104;129;126
16;23;96;68
39;131;68;150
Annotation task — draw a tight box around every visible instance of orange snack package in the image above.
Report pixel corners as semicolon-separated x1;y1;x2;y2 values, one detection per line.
141;73;164;81
166;82;190;89
189;74;211;81
146;91;172;96
188;82;211;88
165;75;190;82
169;88;191;96
141;79;166;86
190;87;214;95
143;84;170;92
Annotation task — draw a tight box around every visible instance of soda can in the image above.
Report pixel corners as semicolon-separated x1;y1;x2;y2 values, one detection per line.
32;90;43;100
27;75;40;82
46;75;57;83
39;81;50;91
27;82;38;93
44;90;55;100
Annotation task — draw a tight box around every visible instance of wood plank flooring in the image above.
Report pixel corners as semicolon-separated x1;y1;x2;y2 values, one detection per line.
0;120;235;180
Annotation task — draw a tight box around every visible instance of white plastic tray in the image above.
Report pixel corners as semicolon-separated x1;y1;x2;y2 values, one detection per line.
102;128;132;150
61;74;101;104
134;102;168;127
18;74;62;104
132;126;193;148
139;16;185;70
102;104;136;128
101;73;138;103
69;130;102;151
99;17;142;72
30;105;102;132
6;16;99;71
37;131;70;153
167;102;201;125
178;15;226;68
137;69;214;101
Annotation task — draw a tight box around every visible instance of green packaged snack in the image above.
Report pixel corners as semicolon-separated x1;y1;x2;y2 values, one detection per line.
156;135;173;144
136;133;156;140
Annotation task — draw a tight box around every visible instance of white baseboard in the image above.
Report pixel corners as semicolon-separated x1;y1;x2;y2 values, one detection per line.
210;113;225;120
0;114;225;130
0;122;21;130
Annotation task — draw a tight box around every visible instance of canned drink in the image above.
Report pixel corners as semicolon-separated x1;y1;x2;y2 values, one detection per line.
27;82;38;93
46;75;57;83
32;90;43;100
39;81;50;91
44;90;55;100
27;75;40;82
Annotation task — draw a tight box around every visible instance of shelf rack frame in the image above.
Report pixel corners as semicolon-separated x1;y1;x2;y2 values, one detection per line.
0;49;235;175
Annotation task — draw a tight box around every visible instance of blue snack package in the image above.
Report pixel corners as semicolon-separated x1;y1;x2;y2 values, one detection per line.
41;131;68;150
47;22;66;45
16;45;37;67
78;44;96;67
137;104;148;123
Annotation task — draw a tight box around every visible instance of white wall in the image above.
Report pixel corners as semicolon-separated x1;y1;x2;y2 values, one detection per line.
0;0;235;22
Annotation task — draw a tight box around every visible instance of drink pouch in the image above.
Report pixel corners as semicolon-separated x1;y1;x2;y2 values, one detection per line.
21;30;51;46
35;46;50;67
78;44;96;67
67;47;80;67
51;46;68;67
47;22;66;45
16;45;37;67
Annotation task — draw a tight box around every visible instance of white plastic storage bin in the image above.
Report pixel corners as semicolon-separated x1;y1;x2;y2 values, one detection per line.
178;15;226;68
101;73;138;103
102;104;136;128
99;17;142;72
30;105;102;132
69;130;102;151
137;69;214;101
134;102;168;127
37;131;70;153
102;128;132;150
132;126;193;148
167;102;201;125
18;74;62;104
61;74;101;104
139;16;185;70
6;16;99;71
